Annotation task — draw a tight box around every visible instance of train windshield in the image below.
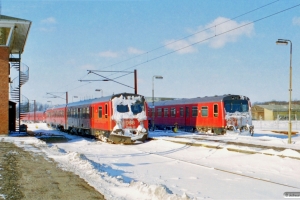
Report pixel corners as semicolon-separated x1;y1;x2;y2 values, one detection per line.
117;105;129;113
131;103;144;115
116;102;144;114
224;100;249;113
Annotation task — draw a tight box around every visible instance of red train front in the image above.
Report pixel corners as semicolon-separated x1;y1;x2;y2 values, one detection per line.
149;94;254;135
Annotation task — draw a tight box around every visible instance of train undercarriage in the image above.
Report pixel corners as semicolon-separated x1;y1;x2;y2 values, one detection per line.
47;123;148;144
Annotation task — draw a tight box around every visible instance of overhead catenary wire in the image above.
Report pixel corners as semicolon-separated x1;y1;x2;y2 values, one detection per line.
55;1;282;94
122;3;300;71
53;1;299;98
100;0;280;71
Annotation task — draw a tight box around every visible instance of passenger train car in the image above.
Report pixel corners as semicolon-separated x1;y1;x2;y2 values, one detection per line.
148;94;254;135
46;93;149;143
21;111;46;123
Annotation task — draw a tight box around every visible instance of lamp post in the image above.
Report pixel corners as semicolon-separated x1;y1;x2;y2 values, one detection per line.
95;89;103;97
276;39;292;144
73;96;78;103
152;75;163;131
47;101;52;106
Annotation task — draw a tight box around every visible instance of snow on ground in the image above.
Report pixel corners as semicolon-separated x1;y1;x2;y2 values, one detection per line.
1;121;300;199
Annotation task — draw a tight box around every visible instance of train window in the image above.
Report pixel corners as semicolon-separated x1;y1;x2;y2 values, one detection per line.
131;103;143;115
164;108;168;117
241;104;248;112
98;107;102;118
201;106;208;117
180;107;183;117
157;108;162;117
171;108;176;117
214;104;218;117
105;104;108;118
185;107;189;117
192;107;198;117
224;100;249;113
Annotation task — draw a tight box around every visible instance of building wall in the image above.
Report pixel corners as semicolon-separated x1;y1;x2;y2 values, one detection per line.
251;105;265;120
264;109;274;120
0;47;9;134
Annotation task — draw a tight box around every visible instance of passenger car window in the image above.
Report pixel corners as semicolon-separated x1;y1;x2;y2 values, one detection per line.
201;106;208;117
214;104;218;117
192;107;198;117
98;107;102;118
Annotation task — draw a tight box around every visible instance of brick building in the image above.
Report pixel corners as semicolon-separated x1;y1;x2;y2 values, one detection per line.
0;15;31;134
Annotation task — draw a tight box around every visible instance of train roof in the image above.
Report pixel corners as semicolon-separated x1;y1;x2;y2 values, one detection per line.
152;94;250;107
46;93;145;111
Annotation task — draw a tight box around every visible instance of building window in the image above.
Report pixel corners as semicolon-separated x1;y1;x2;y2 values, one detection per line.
171;108;176;117
164;108;168;117
192;106;198;117
201;106;208;117
158;108;162;117
214;104;218;117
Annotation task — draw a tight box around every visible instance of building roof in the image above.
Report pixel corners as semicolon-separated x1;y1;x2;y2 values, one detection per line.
151;94;249;107
0;15;31;54
256;104;300;112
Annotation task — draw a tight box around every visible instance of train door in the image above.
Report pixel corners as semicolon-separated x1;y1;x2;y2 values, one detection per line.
185;107;190;128
90;106;93;130
78;108;81;127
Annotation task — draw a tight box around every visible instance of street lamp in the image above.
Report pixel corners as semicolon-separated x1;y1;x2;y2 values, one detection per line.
95;89;103;97
276;39;292;144
152;75;163;131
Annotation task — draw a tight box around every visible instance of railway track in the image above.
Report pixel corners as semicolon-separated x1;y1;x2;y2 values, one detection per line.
137;145;300;190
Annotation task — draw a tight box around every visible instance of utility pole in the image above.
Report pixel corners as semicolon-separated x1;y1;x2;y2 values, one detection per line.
134;69;137;94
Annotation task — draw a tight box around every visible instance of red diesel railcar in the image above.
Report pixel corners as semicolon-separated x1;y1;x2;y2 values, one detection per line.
21;111;46;123
149;94;254;135
46;93;149;143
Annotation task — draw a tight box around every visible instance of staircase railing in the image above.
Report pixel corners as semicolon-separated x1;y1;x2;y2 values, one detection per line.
9;55;30;131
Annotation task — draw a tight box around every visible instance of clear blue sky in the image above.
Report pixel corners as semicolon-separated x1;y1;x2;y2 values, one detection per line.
3;0;300;105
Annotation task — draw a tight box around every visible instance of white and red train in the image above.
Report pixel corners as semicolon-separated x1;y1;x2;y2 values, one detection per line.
21;111;46;123
22;93;254;142
45;93;149;143
148;94;254;135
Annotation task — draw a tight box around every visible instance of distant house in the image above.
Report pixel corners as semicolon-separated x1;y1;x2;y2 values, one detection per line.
251;104;300;120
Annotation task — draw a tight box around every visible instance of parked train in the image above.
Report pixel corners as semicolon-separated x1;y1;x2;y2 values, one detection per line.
45;93;149;144
21;111;46;123
148;94;254;135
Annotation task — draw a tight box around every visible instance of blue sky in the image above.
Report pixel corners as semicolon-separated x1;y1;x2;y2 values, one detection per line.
3;0;300;105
